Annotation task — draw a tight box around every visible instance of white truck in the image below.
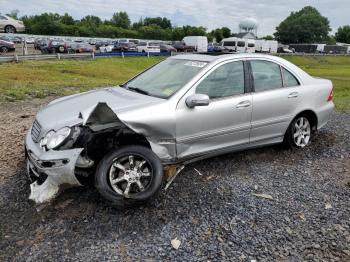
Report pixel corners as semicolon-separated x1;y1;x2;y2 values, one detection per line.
137;41;161;53
182;36;208;52
255;40;278;53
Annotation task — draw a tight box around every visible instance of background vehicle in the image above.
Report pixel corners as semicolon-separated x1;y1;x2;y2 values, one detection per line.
0;15;25;33
160;44;177;53
70;42;96;53
0;39;15;53
183;36;208;52
246;39;256;53
220;37;238;52
99;41;118;53
137;41;161;53
207;43;226;52
113;42;137;52
118;39;140;45
25;54;334;207
255;40;278;53
41;40;69;54
173;41;196;52
277;47;294;53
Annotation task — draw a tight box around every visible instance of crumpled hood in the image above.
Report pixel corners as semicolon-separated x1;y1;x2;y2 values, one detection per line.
35;87;163;131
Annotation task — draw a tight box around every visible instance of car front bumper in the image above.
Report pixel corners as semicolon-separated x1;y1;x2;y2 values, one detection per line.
25;129;83;204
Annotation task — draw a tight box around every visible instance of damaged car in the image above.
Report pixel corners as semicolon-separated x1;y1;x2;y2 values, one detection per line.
25;54;334;207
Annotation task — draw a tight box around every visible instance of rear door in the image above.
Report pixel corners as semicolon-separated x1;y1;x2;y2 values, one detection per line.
176;60;252;159
248;59;301;143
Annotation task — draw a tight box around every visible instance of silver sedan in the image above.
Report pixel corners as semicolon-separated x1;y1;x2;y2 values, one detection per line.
25;54;334;207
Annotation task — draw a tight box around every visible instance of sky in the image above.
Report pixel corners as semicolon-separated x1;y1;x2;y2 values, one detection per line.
1;0;349;36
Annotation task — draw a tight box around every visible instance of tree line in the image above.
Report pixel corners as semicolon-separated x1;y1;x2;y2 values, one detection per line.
6;6;350;44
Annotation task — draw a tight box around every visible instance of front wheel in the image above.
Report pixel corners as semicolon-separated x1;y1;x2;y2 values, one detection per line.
0;46;8;53
95;145;164;208
284;116;312;148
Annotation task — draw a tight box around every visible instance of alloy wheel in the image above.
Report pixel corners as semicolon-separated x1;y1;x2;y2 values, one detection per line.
108;154;152;197
293;117;311;147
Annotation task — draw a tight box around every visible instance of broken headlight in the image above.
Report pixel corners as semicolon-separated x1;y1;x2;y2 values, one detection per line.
41;127;72;150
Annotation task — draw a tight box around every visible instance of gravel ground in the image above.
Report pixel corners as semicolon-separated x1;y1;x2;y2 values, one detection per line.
0;100;349;261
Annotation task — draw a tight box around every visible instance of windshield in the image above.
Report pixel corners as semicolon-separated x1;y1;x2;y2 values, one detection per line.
124;59;208;98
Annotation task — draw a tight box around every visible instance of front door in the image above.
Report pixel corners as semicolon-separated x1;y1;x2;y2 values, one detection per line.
176;60;252;159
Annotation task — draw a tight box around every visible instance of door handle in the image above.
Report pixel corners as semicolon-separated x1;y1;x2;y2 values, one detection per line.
288;92;299;98
236;100;251;108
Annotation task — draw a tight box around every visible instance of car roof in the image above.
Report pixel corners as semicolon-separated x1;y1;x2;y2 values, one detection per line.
170;53;281;63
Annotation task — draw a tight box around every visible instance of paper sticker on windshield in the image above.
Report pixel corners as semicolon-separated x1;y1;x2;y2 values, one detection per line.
184;61;207;68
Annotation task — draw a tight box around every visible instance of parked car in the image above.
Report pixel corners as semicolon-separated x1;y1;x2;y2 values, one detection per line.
160;44;177;53
0;35;22;43
0;15;25;33
41;40;69;54
207;43;226;52
70;43;96;53
172;41;196;52
113;42;137;52
34;38;48;50
25;37;36;44
0;39;15;53
25;54;334;207
99;41;118;53
137;41;161;53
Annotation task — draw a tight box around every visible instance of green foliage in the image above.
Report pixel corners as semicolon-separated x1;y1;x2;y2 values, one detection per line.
20;11;210;41
111;12;131;29
261;35;274;40
335;25;350;44
274;6;331;44
221;27;231;38
143;17;172;29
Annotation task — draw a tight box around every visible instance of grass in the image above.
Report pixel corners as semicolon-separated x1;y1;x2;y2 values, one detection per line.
0;57;164;102
283;56;350;111
0;55;349;110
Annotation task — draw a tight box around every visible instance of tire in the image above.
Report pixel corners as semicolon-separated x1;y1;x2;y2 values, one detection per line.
283;115;312;149
5;25;16;33
95;145;164;208
58;45;65;53
0;46;8;53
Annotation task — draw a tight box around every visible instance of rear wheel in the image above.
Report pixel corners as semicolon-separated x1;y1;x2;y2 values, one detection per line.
0;46;8;53
95;145;164;208
284;116;312;148
5;25;16;33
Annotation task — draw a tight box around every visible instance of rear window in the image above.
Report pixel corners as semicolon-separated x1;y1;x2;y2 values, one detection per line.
282;67;300;87
248;43;255;48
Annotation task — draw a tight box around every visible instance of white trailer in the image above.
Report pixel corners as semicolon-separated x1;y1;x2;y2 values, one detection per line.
255;40;278;53
183;36;208;52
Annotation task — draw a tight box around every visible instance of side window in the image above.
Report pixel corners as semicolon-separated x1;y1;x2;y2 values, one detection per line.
0;16;7;20
250;60;283;92
196;61;245;99
282;67;299;87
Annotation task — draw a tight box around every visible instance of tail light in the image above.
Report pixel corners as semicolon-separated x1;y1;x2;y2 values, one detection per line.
327;87;334;102
79;48;83;53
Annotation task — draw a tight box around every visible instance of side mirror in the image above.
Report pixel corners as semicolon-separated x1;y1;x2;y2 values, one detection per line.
185;94;210;108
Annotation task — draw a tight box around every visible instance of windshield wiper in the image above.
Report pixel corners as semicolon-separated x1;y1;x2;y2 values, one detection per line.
126;86;150;96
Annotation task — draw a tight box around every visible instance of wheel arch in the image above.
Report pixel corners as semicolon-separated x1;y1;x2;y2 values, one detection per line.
294;109;318;132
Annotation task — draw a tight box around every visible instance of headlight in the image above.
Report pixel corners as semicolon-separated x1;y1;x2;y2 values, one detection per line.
41;127;72;150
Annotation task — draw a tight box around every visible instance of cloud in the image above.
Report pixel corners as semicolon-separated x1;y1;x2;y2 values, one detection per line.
1;0;348;36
